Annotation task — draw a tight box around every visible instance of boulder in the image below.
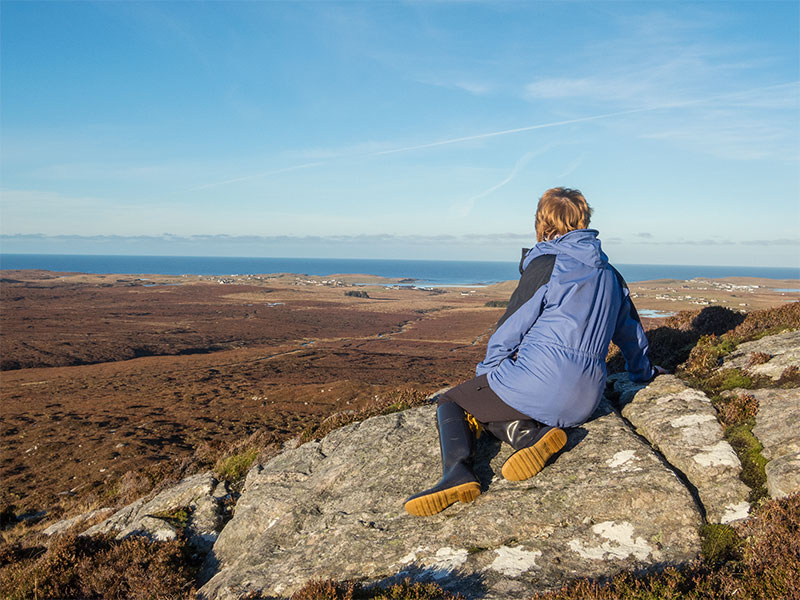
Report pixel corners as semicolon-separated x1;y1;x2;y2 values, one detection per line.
198;402;701;599
609;375;750;524
723;330;800;380
81;471;228;553
748;388;800;498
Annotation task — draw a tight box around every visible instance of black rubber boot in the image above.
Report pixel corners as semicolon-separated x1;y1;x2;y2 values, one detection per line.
404;402;481;516
484;420;567;481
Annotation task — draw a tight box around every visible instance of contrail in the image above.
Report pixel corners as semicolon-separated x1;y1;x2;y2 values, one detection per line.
452;150;539;218
374;81;799;156
186;81;798;192
186;161;325;192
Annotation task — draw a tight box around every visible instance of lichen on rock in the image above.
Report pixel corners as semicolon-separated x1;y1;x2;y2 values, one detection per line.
197;401;701;599
609;375;751;524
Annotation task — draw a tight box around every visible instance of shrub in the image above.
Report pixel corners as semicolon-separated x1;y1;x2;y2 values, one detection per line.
745;352;772;368
238;578;465;600
0;533;198;600
615;302;799;381
345;290;370;298
778;365;800;386
484;300;508;308
690;306;746;336
729;301;800;341
289;578;465;600
716;393;759;429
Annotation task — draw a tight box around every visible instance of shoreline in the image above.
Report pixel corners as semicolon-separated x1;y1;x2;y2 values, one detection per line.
1;254;798;286
2;267;799;287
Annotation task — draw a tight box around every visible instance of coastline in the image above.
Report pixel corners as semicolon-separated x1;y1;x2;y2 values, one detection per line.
1;253;798;285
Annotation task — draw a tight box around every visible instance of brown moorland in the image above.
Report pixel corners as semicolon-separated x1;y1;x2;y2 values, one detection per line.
1;270;797;527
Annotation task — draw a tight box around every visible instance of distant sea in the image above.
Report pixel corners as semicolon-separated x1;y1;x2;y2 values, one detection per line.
1;254;798;287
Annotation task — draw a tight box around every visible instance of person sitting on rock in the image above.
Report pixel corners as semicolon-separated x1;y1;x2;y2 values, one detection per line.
404;187;666;516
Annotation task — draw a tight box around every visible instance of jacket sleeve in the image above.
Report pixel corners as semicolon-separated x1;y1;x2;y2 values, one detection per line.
476;254;555;376
611;271;655;383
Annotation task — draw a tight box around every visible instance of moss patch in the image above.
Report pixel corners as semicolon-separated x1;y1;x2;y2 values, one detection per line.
724;422;769;503
700;523;742;565
150;506;191;530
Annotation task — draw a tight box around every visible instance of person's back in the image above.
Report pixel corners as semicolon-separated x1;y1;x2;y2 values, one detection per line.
404;187;663;517
482;226;653;427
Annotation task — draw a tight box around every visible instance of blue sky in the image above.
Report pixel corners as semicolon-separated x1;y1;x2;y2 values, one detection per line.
1;1;798;267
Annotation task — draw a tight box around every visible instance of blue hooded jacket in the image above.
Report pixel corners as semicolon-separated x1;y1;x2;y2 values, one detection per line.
476;229;653;427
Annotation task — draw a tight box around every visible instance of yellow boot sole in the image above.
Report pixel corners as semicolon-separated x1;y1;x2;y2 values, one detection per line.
404;482;481;517
501;428;567;481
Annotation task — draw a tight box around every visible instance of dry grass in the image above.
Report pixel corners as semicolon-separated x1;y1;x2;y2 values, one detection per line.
299;385;432;444
746;352;772;368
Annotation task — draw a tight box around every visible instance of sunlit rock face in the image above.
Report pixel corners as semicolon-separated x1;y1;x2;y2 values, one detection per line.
609;374;751;524
198;400;701;599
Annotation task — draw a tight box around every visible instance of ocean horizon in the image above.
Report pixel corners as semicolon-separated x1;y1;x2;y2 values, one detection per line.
1;253;798;287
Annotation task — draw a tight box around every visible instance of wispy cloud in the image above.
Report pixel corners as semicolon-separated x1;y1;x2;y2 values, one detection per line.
5;232;795;248
0;231;535;246
740;239;800;247
415;74;493;96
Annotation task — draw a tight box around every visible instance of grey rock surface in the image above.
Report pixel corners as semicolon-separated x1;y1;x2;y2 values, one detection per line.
610;375;751;524
765;453;800;499
43;508;115;536
198;402;701;600
81;471;228;552
723;330;800;380
748;387;800;498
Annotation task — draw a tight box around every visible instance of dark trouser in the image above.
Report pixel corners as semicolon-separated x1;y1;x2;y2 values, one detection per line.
437;374;534;424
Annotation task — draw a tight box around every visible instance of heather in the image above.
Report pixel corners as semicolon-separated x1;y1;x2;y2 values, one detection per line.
1;303;797;598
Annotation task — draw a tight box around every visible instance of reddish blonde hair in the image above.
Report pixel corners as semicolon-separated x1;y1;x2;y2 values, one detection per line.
535;187;593;242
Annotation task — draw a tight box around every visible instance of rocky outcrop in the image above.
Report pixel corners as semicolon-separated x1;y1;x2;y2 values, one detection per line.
725;329;800;499
79;471;229;553
198;401;701;599
749;388;800;498
609;375;751;524
45;329;795;598
723;330;800;380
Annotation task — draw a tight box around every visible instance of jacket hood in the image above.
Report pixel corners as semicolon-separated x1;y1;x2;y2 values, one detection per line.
522;229;608;270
